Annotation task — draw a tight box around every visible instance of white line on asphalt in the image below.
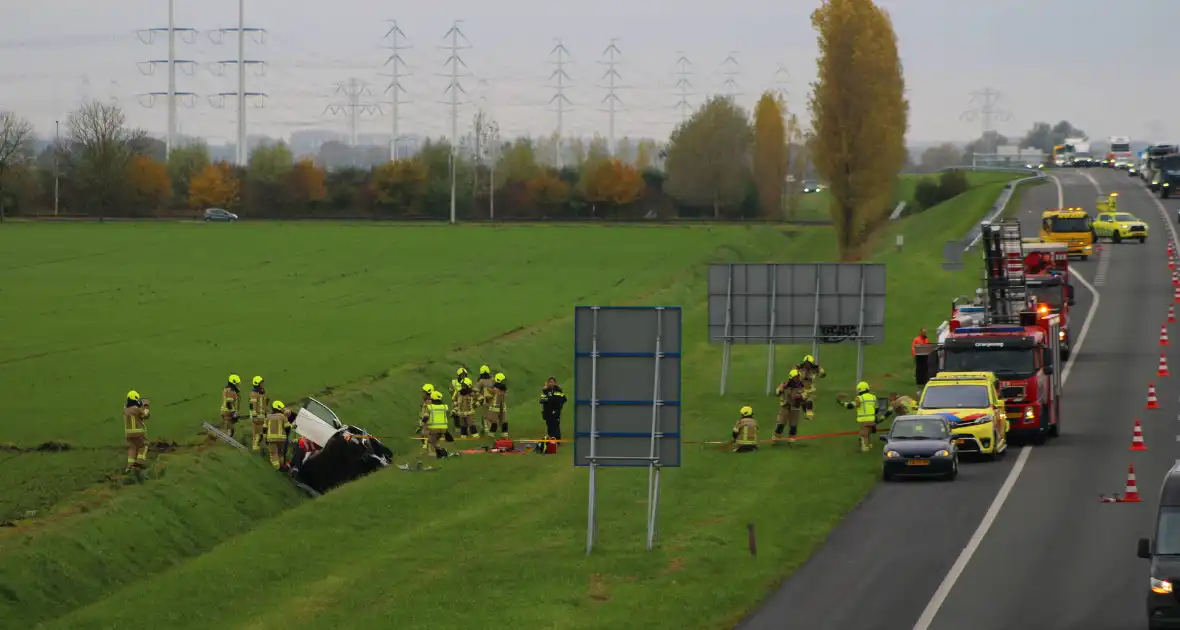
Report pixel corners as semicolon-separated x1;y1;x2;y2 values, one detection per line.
1082;171;1103;194
1094;243;1111;286
911;173;1103;630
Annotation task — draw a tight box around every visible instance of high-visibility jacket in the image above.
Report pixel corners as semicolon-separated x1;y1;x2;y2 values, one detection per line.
123;405;148;437
911;336;930;356
450;378;463;403
850;393;879;423
250;388;268;421
221;387;239;413
265;411;289;440
733;417;758;445
425;403;450;430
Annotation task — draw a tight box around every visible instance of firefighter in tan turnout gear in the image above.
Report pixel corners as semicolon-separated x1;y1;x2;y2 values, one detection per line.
839;382;880;452
249;376;269;452
732;406;759;453
220;374;241;437
264;400;294;469
454;377;479;437
419;383;435;450
450;367;469;431
484;373;509;438
795;355;826;421
773;369;806;443
123;390;150;472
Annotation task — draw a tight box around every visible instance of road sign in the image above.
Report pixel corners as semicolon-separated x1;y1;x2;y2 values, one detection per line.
707;263;886;394
572;306;682;554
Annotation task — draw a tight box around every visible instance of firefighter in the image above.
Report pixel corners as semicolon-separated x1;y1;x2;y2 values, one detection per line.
220;374;241;437
249;375;268;453
883;392;919;420
123;390;150;472
838;382;880;452
421;390;451;459
474;365;495;415
454;377;479;437
539;376;567;440
450;367;469;430
485;372;509;438
419;384;435;450
265;400;295;469
773;369;806;443
795;354;827;421
732;406;759;453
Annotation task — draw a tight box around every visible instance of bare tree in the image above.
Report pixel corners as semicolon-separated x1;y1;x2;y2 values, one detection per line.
66;100;140;216
0;111;34;221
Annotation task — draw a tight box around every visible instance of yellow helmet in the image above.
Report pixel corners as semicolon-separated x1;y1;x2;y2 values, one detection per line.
252;376;264;387
480;365;491;374
430;390;444;402
462;377;473;387
788;369;799;378
228;374;241;385
857;381;871;393
422;383;434;393
126;390;141;402
494;372;506;383
456;366;468;376
739;405;753;417
272;400;285;411
803;355;815;363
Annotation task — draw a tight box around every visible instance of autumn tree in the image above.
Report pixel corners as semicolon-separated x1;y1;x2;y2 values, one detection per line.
168;141;211;203
189;161;240;210
634;139;658;171
528;169;571;215
287;158;326;206
663;96;753;218
0;111;34;221
752;91;789;219
246;141;293;211
370;159;427;215
809;0;909;259
581;159;645;215
127;155;172;213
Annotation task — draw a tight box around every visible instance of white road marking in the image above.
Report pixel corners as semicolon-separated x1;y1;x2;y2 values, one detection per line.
912;173;1103;630
1082;170;1103;194
1093;243;1111;286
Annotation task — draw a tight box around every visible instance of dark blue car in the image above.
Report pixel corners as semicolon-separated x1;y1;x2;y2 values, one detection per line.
880;414;958;481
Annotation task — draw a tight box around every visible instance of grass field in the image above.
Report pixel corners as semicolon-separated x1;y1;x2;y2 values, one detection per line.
785;169;1025;220
0;172;1018;629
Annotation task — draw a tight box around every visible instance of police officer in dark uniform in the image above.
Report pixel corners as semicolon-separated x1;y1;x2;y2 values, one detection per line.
539;376;568;440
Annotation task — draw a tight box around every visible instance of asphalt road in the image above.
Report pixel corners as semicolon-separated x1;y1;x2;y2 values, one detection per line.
736;168;1163;630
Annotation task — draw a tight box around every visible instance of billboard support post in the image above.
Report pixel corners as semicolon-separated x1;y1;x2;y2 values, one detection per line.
574;306;682;555
708;263;887;395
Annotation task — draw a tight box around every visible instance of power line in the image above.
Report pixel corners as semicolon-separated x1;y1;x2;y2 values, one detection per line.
773;65;789;100
722;51;740;99
960;87;1013;153
598;38;622;155
135;0;198;158
548;38;571;169
209;0;267;166
324;78;382;151
673;52;692;124
381;20;411;160
438;19;471;225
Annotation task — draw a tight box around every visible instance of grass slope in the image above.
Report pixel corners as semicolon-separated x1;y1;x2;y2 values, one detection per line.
786;170;1024;220
2;173;1018;629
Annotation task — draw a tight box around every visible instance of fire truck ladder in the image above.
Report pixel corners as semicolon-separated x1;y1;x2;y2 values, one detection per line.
981;219;1028;324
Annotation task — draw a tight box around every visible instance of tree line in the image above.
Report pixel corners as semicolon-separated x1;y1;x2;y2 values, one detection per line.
0;0;908;259
916;121;1089;172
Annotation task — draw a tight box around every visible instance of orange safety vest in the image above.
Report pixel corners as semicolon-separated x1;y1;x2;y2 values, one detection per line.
911;335;929;356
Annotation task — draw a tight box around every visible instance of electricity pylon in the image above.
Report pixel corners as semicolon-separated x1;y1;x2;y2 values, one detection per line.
135;0;198;157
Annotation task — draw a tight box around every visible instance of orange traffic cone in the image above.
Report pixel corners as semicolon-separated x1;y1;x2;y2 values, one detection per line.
1131;419;1148;451
1162;325;1170;346
1173;270;1179;286
1160;354;1171;377
1170;304;1176;323
1148;382;1161;409
1175;286;1180;303
1122;464;1143;503
1171;256;1175;270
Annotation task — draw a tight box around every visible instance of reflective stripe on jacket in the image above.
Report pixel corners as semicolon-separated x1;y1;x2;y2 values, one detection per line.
426;403;450;430
734;418;758;445
855;393;879;423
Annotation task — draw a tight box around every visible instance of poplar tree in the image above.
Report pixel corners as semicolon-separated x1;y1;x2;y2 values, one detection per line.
808;0;909;259
752;92;788;219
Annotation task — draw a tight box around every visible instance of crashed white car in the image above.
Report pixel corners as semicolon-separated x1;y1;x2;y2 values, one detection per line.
288;398;393;494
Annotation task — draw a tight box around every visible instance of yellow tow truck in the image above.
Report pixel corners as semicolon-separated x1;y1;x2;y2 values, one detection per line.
1093;196;1148;243
1040;208;1095;259
917;371;1008;460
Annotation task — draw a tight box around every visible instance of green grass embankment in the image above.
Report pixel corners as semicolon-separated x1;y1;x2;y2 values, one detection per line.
23;174;1024;630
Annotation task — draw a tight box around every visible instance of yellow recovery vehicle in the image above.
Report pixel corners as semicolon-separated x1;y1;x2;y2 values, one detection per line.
1040;207;1095;259
1093;193;1148;244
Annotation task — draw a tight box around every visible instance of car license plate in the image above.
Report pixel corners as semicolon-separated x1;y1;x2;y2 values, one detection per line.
907;460;930;466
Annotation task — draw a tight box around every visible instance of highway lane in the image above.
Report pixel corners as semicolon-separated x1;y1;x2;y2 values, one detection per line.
918;167;1174;630
734;172;1094;630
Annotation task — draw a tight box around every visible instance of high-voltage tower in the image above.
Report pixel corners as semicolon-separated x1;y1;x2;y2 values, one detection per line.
325;78;383;149
673;52;692;123
438;19;471;225
722;52;740;99
136;0;198;158
960;87;1013;153
774;65;790;100
382;20;411;160
209;0;267;166
548;38;572;169
598;39;622;155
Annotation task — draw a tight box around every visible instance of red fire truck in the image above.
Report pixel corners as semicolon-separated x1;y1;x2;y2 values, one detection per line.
943;219;1064;443
1021;240;1075;360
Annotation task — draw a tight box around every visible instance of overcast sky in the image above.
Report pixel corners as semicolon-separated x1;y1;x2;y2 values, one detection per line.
2;0;1176;145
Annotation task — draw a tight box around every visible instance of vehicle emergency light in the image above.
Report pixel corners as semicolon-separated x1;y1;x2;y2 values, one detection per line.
1038;304;1050;316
